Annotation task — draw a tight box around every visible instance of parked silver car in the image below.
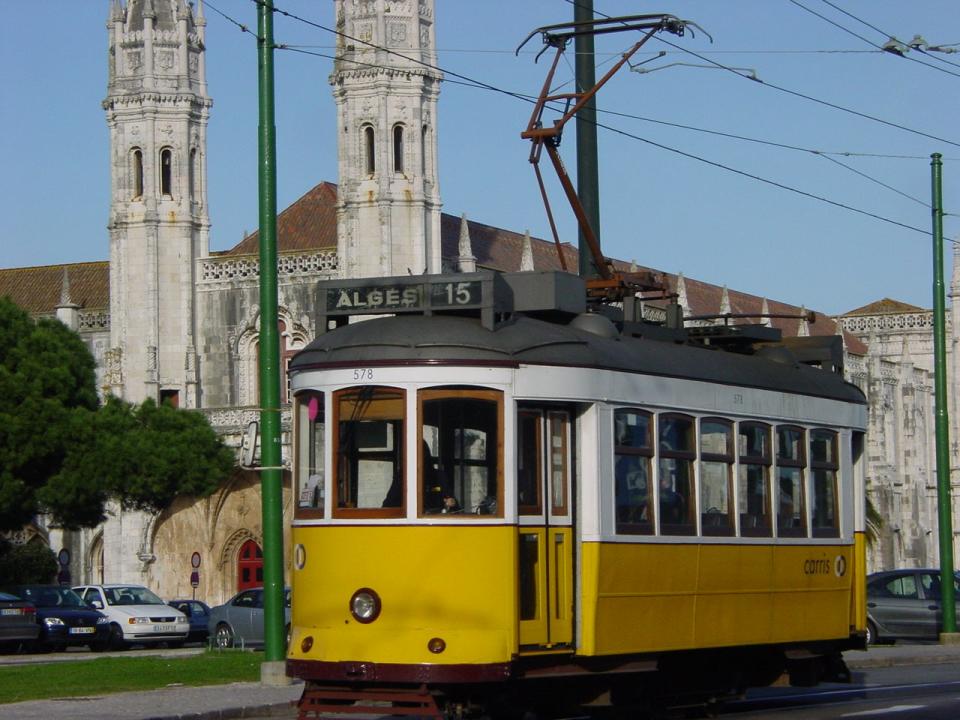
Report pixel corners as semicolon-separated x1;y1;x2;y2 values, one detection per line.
208;587;290;649
866;568;960;644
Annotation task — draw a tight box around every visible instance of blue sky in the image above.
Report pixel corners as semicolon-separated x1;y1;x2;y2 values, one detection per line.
2;1;957;315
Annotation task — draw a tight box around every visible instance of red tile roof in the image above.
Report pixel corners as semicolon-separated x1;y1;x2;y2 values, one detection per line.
844;297;928;316
224;182;338;256
0;261;109;316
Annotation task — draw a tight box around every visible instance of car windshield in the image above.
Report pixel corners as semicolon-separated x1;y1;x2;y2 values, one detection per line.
8;586;88;608
105;586;164;605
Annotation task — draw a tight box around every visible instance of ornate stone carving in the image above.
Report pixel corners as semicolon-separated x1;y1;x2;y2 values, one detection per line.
156;50;175;72
197;251;338;285
356;22;374;44
104;347;124;387
79;312;111;330
388;22;408;45
841;312;933;333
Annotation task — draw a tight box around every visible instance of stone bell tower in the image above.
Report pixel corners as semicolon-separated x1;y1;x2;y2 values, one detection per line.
104;0;211;407
331;0;443;278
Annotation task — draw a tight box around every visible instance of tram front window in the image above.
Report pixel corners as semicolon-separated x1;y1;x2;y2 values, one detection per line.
333;387;405;518
295;391;325;517
419;389;502;517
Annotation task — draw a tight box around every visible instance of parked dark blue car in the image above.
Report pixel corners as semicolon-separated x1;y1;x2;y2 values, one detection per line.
168;599;211;645
2;585;110;652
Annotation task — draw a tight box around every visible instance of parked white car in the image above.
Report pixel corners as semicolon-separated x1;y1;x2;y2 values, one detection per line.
72;584;189;649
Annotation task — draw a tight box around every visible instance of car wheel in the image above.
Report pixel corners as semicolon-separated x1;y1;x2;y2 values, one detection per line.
866;620;878;646
108;624;126;650
214;623;234;650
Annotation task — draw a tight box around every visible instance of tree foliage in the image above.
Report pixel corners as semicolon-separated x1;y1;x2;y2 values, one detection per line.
0;539;57;584
0;298;97;531
0;297;236;532
41;397;236;523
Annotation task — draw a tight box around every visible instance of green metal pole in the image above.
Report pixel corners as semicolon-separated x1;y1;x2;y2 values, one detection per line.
931;152;956;637
257;0;287;674
574;0;601;279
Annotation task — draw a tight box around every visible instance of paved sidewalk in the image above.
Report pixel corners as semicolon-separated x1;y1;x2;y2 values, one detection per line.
5;644;960;720
2;680;302;720
844;640;960;669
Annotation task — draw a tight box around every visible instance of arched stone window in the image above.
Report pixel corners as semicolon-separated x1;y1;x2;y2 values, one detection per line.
393;124;404;173
132;148;144;199
363;125;375;174
237;312;309;406
159;147;173;197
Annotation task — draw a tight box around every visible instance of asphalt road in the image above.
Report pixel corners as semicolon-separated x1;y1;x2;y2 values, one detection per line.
234;662;960;720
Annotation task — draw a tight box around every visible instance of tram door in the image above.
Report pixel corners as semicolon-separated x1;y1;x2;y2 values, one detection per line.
517;407;574;649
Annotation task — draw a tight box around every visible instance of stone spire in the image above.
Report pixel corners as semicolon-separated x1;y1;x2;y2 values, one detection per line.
760;297;771;327
56;268;80;331
332;0;443;279
719;285;732;317
520;230;535;272
675;272;691;319
456;214;476;273
798;306;811;337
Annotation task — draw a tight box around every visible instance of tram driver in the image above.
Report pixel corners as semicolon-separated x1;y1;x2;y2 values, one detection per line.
423;440;461;513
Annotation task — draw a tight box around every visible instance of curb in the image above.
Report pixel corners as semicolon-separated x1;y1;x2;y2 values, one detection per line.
143;700;296;719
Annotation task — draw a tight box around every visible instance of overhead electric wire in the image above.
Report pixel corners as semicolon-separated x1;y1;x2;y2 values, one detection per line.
815;0;960;71
218;0;947;239
787;0;960;78
562;0;960;149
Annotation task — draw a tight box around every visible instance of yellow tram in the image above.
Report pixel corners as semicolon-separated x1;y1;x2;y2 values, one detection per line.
286;270;868;717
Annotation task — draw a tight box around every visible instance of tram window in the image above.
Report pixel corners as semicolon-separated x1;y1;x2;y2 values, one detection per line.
614;409;653;535
518;411;543;515
295;391;325;517
738;423;772;537
811;429;840;537
776;426;807;538
658;414;696;536
333;387;405;518
548;412;570;516
419;388;502;517
700;418;734;537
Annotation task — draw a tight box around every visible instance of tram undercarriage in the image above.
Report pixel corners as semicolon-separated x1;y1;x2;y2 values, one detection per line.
293;638;860;719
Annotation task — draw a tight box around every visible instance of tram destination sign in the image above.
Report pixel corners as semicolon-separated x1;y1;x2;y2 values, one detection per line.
326;280;484;314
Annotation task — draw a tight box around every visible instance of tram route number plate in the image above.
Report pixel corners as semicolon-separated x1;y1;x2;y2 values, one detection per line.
327;281;483;313
69;627;95;634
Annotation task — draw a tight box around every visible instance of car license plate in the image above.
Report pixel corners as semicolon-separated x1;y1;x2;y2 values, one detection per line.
1;609;21;616
154;624;175;633
69;627;95;634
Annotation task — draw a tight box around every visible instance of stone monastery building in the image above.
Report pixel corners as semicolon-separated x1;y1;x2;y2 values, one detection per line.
0;0;955;604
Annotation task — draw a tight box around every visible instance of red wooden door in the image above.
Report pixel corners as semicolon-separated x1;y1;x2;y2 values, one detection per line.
237;539;263;590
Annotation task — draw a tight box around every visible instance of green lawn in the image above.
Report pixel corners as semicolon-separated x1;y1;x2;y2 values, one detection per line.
0;650;263;704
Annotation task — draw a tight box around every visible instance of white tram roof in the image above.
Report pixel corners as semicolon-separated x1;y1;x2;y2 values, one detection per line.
291;272;866;406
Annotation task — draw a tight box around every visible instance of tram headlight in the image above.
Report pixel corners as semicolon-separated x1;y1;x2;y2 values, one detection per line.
349;588;381;624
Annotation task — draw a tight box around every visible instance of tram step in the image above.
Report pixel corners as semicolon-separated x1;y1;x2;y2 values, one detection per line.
298;683;443;719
